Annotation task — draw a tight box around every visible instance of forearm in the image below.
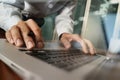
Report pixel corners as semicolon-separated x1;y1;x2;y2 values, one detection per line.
0;3;22;31
55;5;75;37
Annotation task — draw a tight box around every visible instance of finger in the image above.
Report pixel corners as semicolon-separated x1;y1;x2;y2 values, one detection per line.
60;37;71;49
84;39;96;54
5;30;14;44
78;39;88;54
69;34;89;54
26;19;44;48
10;25;24;47
17;21;35;49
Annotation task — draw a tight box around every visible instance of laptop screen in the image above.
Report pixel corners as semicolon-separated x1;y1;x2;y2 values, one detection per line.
81;0;119;50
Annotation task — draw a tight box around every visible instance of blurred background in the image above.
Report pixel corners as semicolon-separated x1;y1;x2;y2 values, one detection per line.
41;0;119;50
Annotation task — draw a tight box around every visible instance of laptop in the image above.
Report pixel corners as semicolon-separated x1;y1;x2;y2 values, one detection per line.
0;0;119;80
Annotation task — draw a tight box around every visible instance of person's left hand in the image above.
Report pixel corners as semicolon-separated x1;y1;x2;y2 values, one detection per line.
5;19;44;50
60;33;96;55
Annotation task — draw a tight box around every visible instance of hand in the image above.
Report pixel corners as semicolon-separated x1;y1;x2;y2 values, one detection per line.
5;19;44;49
60;33;96;54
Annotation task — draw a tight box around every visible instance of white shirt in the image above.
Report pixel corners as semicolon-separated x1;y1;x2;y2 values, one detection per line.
0;0;75;37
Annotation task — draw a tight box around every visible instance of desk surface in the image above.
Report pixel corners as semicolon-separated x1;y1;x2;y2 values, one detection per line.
0;60;22;80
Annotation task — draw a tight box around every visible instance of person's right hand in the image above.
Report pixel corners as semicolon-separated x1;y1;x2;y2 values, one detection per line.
60;33;96;55
5;19;44;49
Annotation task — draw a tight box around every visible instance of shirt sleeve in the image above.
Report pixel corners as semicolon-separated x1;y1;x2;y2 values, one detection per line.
55;5;75;37
0;3;22;31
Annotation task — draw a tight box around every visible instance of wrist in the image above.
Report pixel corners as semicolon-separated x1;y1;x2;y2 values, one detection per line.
59;33;70;40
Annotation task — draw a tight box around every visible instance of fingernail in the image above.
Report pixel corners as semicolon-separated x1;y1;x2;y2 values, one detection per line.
16;39;22;46
27;41;34;49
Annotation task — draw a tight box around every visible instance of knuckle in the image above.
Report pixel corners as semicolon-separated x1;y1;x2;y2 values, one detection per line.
34;28;41;33
18;20;24;24
17;21;26;28
11;25;18;31
27;19;34;22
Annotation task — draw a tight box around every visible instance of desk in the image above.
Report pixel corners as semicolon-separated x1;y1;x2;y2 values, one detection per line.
0;60;22;80
0;28;22;80
0;28;5;38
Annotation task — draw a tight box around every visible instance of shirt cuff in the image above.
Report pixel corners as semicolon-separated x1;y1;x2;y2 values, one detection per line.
4;15;22;31
56;23;73;37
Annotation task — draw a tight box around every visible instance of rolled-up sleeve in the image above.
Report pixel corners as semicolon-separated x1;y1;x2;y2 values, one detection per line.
55;5;75;37
0;3;22;31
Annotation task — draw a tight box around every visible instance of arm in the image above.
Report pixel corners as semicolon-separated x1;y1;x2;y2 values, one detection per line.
0;2;44;49
0;3;22;31
55;5;74;37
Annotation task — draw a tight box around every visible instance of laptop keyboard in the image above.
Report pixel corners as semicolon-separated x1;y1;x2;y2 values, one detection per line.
19;49;101;71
